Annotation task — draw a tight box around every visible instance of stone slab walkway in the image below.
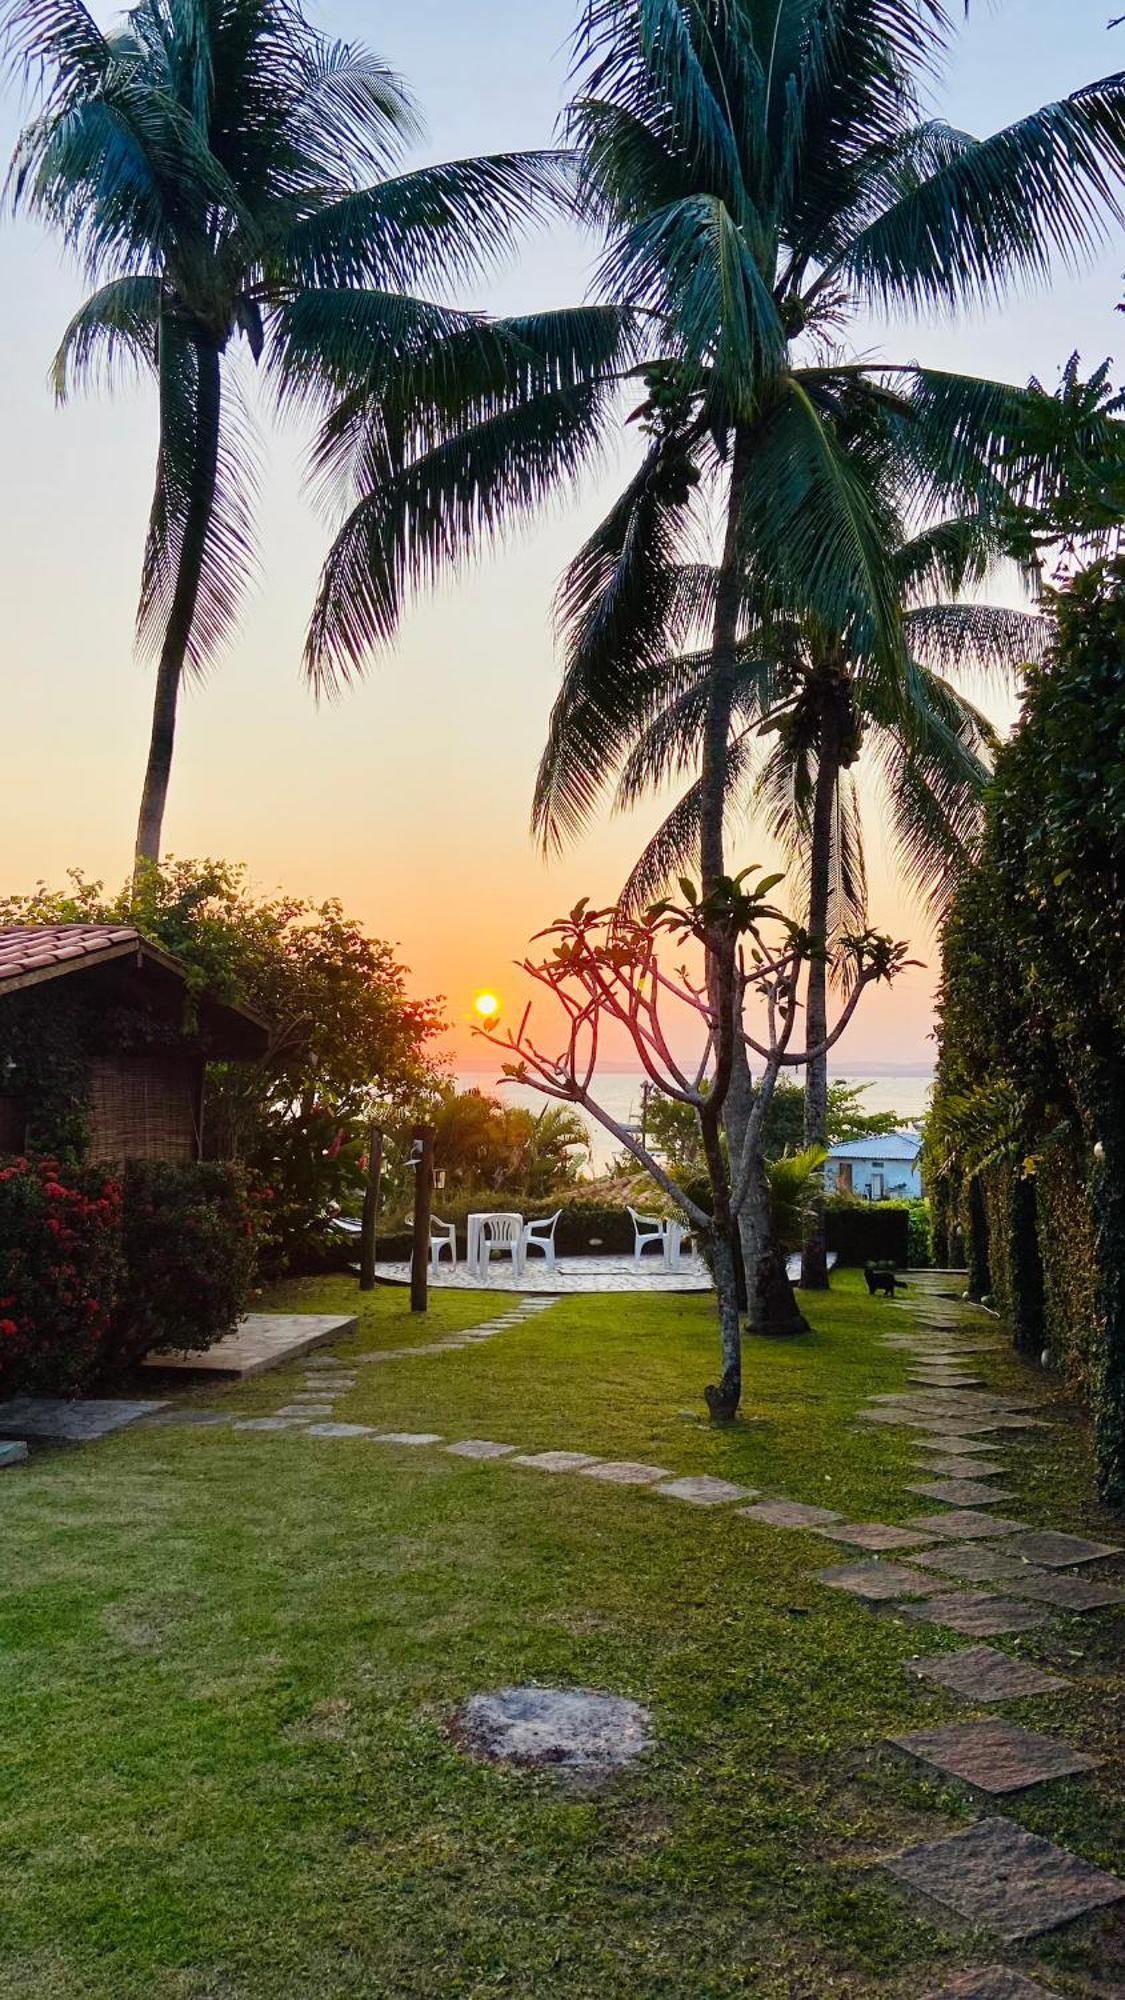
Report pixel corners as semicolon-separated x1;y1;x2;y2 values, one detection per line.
0;1397;167;1441
141;1312;358;1379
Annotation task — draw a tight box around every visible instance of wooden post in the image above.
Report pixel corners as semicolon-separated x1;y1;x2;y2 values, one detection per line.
358;1124;383;1293
409;1123;434;1314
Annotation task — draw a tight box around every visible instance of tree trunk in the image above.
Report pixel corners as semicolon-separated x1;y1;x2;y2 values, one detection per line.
410;1124;435;1314
693;427;755;1414
799;684;841;1290
358;1125;383;1293
741;1144;810;1336
704;1224;743;1420
133;336;222;879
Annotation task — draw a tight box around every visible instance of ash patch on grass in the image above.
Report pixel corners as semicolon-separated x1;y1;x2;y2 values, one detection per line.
450;1684;652;1782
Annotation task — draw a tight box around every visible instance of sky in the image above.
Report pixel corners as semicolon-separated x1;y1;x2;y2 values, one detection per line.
1;0;1123;1077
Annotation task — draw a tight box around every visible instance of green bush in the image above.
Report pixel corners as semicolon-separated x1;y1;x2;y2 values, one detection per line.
824;1199;910;1268
110;1161;262;1368
0;1156;123;1396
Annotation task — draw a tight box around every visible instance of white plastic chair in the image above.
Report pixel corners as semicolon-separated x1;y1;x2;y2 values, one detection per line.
482;1212;523;1274
429;1216;457;1274
629;1206;669;1270
521;1210;560;1272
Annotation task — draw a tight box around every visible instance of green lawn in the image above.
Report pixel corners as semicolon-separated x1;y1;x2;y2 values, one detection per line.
1;1272;1122;1997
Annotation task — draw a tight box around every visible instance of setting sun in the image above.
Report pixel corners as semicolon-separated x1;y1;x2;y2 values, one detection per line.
473;990;501;1021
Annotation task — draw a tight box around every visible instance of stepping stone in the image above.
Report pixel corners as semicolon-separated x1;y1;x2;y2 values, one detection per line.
304;1422;379;1438
370;1430;441;1445
922;1971;1059;1998
654;1475;757;1506
912;1457;1010;1479
995;1530;1122;1569
995;1568;1125;1613
908;1481;1017;1507
0;1440;28;1464
900;1593;1050;1637
512;1451;604;1473
908;1546;1042;1586
889;1718;1098;1794
277;1403;335;1417
907;1645;1069;1703
445;1440;518;1460
884;1815;1125;1940
581;1460;672;1486
148;1410;230;1428
0;1397;168;1440
817;1522;941;1552
304;1354;344;1367
233;1416;305;1432
905;1510;1028;1541
815;1561;932;1601
914;1437;1011;1458
739;1500;844;1529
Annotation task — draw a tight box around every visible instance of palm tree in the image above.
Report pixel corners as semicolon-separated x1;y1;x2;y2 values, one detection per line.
536;508;1048;1287
521;0;1125;1349
3;0;573;869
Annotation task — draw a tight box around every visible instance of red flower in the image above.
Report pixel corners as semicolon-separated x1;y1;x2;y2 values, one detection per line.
42;1181;67;1200
0;1320;18;1338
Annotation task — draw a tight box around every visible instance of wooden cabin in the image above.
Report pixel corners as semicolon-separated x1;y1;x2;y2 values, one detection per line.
0;925;268;1162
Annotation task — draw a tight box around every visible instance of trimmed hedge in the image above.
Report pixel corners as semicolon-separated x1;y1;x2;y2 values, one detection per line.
111;1161;261;1368
825;1201;910;1269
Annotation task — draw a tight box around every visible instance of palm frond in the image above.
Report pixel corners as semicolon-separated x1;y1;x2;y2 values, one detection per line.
278;151;578;294
305;379;613;696
50;269;159;395
535;445;704;851
842;77;1125;312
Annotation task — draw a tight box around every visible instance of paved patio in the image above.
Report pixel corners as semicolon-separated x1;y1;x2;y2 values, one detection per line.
368;1251;834;1295
370;1253;713;1293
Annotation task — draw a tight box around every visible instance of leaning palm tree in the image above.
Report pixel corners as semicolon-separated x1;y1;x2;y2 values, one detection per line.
2;0;574;868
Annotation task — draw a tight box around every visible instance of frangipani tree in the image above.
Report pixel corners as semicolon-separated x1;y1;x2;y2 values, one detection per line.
480;874;913;1416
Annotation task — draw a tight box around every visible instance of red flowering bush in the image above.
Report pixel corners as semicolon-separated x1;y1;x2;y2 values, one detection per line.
0;1157;123;1397
109;1161;262;1369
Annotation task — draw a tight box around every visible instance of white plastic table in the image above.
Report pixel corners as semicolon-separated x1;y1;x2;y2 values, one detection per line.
467;1211;525;1276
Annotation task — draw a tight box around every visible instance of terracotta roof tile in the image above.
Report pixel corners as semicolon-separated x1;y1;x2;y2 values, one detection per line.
0;924;142;986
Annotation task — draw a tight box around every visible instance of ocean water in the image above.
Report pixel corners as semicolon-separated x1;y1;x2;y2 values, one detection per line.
456;1067;933;1176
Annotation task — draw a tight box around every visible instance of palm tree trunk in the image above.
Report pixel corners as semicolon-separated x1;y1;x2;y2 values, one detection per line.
799;684;841;1289
696;425;753;1414
134;337;222;878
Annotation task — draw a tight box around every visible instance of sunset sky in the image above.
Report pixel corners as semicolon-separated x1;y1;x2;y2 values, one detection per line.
2;0;1123;1074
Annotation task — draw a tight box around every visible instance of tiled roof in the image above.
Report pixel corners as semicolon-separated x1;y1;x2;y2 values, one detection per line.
0;924;146;991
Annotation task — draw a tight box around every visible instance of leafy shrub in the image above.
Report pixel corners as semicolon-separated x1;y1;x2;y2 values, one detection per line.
904;1198;933;1268
111;1161;262;1367
824;1198;910;1268
0;1157;122;1396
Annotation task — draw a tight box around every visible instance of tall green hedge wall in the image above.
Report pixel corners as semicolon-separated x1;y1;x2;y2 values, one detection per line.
928;557;1125;1506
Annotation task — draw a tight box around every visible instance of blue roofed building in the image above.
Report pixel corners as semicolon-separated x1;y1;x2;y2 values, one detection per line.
824;1131;922;1203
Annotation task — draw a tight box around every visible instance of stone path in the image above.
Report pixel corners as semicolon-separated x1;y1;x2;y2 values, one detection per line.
139;1267;1125;1984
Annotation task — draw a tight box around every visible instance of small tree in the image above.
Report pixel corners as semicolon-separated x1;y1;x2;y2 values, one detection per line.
480;873;911;1419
